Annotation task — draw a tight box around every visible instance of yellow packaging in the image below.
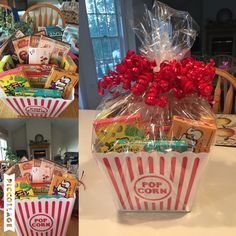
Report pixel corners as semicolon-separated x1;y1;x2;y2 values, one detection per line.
168;115;217;153
0;68;30;96
45;67;78;99
15;177;34;199
61;54;77;72
48;175;78;198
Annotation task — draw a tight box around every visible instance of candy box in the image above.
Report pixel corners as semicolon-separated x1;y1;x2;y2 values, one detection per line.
0;68;30;96
33;158;68;183
39;35;55;55
16;64;56;88
12;36;30;64
31;183;50;196
48;174;78;198
18;160;34;182
45;26;63;41
15;87;62;98
45;67;78;99
29;35;41;48
15;177;34;199
93;114;145;153
29;47;51;64
168;116;217;153
1;30;25;63
0;55;15;72
15;195;75;236
50;41;70;65
61;54;78;72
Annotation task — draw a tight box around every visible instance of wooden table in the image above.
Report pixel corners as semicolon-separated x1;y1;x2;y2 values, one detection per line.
0;212;78;236
0;97;78;118
80;109;236;236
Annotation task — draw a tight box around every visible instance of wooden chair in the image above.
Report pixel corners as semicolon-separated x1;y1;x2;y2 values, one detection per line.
213;68;236;114
21;3;66;32
0;3;11;10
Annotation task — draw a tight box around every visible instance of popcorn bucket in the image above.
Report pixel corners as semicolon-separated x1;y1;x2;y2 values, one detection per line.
94;151;208;212
15;196;75;236
0;88;74;118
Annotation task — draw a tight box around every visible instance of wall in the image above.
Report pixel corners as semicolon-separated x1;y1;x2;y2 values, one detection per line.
11;124;27;151
51;123;65;158
203;0;236;23
26;119;52;158
51;120;78;159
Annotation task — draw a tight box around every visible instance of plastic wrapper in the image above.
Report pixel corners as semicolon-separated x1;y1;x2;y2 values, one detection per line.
92;1;217;212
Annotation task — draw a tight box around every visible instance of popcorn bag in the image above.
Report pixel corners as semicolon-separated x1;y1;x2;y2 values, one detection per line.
0;88;74;118
15;196;75;236
92;1;217;212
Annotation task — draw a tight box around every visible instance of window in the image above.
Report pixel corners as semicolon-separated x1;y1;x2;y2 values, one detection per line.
85;0;124;79
0;138;7;161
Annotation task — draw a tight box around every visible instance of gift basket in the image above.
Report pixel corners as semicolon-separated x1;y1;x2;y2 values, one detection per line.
0;27;79;117
92;1;217;212
3;158;79;236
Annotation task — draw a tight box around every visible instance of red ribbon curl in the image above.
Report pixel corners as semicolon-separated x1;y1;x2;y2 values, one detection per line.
98;50;215;107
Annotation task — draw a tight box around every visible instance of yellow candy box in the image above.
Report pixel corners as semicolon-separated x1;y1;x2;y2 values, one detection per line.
0;68;30;96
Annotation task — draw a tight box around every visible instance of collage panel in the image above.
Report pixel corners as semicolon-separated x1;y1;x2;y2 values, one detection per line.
80;0;236;236
0;0;79;236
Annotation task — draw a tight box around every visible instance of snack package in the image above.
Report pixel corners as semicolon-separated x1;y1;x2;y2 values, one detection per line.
4;163;21;177
61;54;77;72
15;177;34;199
39;158;68;177
18;160;34;182
15;87;62;98
0;68;30;96
46;26;63;41
16;64;56;87
50;40;70;65
0;55;15;72
92;1;217;212
1;30;25;63
31;183;50;195
29;35;41;48
34;31;46;36
48;174;78;198
29;47;50;64
45;67;78;99
12;36;30;64
39;35;55;55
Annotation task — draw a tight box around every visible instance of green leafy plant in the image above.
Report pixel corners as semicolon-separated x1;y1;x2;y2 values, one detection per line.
3;147;19;163
0;8;33;36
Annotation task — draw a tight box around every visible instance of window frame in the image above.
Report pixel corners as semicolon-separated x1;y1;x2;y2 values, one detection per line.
86;0;126;79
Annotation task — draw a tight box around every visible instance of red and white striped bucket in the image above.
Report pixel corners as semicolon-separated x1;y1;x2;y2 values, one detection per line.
0;89;74;118
15;196;75;236
94;151;208;212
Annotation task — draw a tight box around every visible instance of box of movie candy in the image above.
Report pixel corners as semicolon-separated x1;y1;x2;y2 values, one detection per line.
92;1;217;212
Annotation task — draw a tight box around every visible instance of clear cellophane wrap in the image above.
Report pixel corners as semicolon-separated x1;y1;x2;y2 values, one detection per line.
92;1;217;212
